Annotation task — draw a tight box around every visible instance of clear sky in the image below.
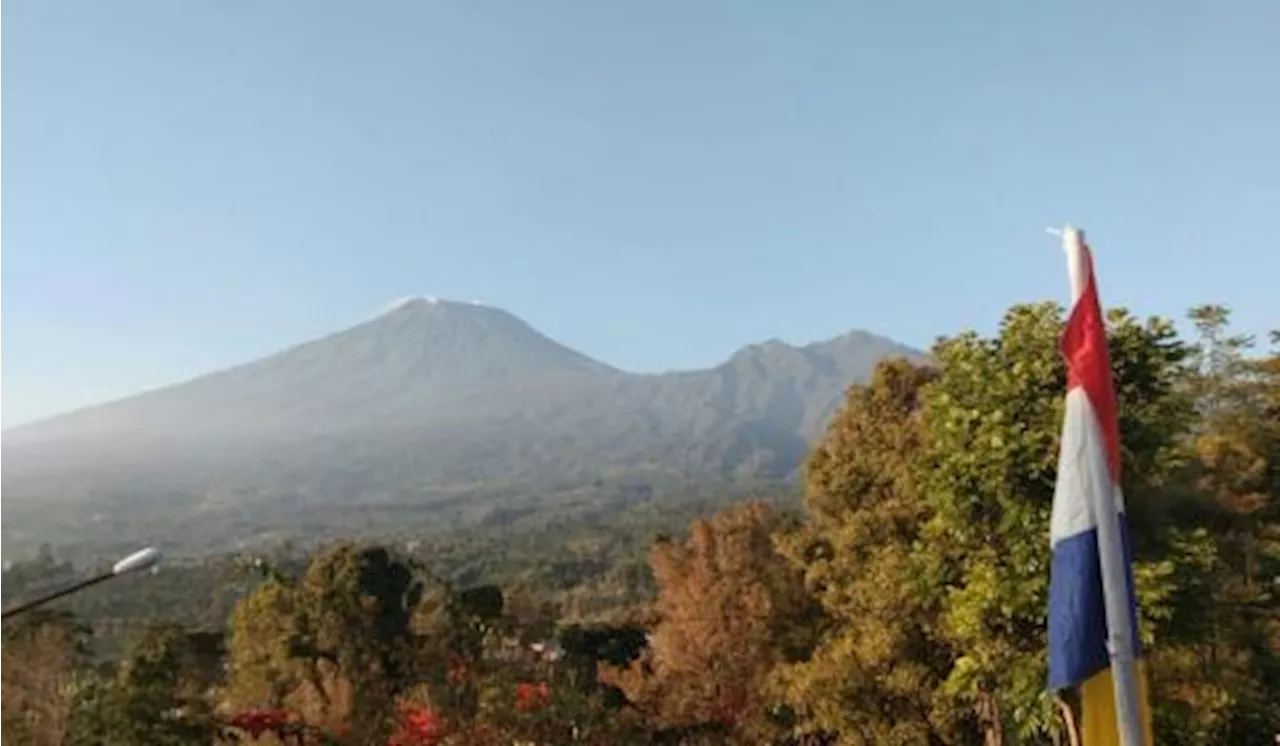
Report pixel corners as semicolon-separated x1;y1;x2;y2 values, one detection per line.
4;1;1277;427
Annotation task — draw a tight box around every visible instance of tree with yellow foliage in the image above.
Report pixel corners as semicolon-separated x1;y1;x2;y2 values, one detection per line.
605;501;819;744
2;610;91;746
773;358;963;745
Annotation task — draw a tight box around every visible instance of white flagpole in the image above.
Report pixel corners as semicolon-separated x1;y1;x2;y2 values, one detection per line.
1062;226;1146;746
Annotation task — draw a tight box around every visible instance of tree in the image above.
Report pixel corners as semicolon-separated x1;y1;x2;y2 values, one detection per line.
560;622;648;694
1185;306;1278;584
71;622;216;746
298;543;424;740
603;502;819;743
407;577;505;725
778;304;1229;745
224;543;427;744
915;303;1195;744
773;358;966;745
2;610;91;746
1146;307;1280;743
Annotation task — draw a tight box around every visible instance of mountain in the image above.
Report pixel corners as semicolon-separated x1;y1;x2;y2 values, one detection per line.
1;298;924;558
6;298;614;446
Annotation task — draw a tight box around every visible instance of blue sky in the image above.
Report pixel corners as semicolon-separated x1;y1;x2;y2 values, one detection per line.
4;1;1277;427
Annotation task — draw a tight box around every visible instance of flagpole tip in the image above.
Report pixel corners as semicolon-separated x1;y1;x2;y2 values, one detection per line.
1049;225;1085;248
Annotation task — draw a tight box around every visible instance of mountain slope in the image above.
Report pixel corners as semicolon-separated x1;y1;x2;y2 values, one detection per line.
1;299;924;556
6;298;616;448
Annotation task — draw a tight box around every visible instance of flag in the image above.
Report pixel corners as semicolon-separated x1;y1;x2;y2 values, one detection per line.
1046;228;1153;746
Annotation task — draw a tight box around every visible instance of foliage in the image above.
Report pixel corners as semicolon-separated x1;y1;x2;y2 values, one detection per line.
774;358;965;745
1148;307;1280;744
912;303;1194;743
70;622;217;746
604;501;820;743
223;543;431;743
777;302;1277;746
1;609;92;746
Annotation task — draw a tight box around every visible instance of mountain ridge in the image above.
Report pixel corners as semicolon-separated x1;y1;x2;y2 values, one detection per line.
4;298;616;444
1;298;925;557
4;298;913;439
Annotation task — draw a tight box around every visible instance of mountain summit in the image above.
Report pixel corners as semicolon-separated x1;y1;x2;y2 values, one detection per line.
359;297;615;382
6;298;616;446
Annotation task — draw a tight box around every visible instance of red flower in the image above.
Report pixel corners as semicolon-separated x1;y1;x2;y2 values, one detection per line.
515;681;550;712
388;706;440;746
446;657;470;684
228;708;293;738
710;694;743;726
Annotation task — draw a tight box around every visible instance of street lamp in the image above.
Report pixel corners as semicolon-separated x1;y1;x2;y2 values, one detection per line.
1;546;162;620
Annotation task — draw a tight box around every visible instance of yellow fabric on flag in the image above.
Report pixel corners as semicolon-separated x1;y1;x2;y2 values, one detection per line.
1079;662;1154;746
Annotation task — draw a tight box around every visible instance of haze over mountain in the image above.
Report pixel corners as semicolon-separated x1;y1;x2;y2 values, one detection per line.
2;298;923;557
6;298;616;446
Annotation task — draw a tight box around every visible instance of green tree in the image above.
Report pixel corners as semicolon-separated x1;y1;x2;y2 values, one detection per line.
773;358;966;745
71;622;215;746
916;303;1193;744
1147;307;1280;743
780;303;1225;745
408;577;505;724
224;573;311;709
299;544;423;740
223;543;427;744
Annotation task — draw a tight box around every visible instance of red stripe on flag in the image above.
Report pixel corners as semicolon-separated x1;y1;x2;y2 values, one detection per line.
1060;239;1122;483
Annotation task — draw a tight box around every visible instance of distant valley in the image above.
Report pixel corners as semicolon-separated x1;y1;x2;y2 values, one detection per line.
1;298;924;561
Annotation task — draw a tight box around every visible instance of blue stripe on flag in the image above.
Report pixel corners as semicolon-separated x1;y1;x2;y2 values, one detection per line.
1047;521;1141;691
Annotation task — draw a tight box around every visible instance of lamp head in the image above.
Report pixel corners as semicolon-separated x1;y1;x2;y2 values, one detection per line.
112;547;161;576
